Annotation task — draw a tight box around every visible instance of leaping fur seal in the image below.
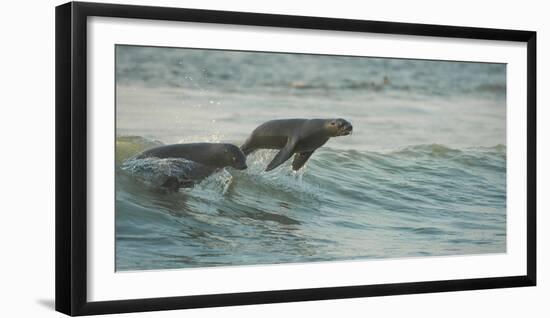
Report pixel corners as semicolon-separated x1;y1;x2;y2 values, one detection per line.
241;118;353;171
137;143;247;170
130;143;247;189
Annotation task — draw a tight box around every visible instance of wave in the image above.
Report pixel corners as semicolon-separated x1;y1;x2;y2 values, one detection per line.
284;79;506;97
116;136;506;202
116;46;506;102
115;136;507;270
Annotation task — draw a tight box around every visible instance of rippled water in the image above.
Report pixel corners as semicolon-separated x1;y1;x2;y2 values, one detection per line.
115;45;506;271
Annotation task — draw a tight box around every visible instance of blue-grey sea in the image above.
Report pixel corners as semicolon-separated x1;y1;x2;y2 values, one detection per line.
115;45;506;271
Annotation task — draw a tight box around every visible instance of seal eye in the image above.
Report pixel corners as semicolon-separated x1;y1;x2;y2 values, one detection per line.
330;121;336;126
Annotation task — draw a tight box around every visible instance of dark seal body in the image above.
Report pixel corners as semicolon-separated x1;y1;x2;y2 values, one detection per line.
241;118;353;171
137;143;247;169
129;143;247;189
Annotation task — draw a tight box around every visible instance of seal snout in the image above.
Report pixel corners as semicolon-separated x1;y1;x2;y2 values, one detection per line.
338;120;353;136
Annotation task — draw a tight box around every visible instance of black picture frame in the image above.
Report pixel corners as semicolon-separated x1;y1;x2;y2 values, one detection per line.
55;1;537;316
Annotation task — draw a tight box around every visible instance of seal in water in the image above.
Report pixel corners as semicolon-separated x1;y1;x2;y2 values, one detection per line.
240;118;353;171
131;143;247;189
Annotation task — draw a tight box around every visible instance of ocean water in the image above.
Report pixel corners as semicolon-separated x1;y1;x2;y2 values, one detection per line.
115;45;506;271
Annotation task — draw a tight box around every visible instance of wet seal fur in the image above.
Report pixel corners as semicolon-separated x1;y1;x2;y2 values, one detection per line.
134;143;247;189
241;118;353;171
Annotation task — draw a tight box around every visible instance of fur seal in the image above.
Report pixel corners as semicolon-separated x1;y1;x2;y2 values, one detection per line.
241;118;353;171
136;143;247;170
131;143;247;189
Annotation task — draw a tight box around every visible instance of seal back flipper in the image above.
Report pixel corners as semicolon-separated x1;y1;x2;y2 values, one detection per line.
266;139;296;172
292;151;314;171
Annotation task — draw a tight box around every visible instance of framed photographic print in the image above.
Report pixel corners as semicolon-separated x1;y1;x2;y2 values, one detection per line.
55;1;536;316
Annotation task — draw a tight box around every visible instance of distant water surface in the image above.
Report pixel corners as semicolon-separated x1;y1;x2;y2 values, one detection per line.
115;46;506;271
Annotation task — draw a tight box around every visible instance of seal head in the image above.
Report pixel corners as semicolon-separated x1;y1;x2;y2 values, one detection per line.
324;118;353;137
221;144;248;170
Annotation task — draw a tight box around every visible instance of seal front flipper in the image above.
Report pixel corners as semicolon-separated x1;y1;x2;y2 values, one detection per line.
292;151;314;171
265;138;296;172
